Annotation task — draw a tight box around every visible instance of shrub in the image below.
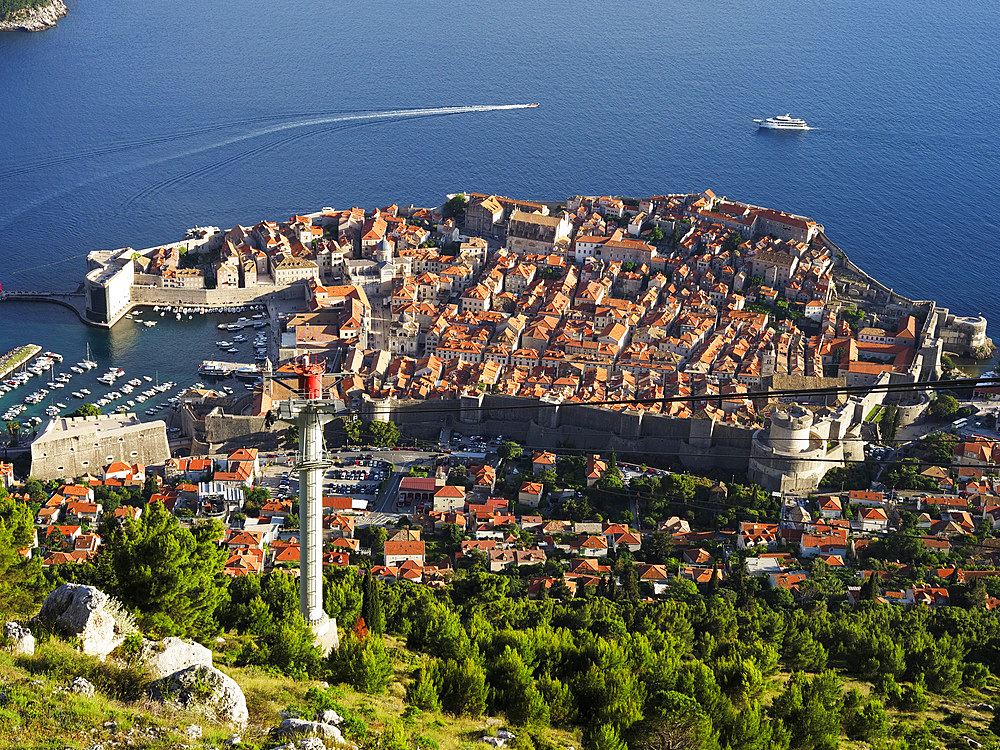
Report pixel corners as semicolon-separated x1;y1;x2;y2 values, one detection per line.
17;642;149;701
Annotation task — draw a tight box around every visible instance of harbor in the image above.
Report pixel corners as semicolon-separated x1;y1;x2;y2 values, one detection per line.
0;301;276;440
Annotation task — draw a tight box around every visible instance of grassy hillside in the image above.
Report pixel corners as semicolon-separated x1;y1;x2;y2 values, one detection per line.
0;636;580;750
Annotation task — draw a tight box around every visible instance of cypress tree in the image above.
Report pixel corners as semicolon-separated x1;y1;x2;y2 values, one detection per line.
361;568;385;634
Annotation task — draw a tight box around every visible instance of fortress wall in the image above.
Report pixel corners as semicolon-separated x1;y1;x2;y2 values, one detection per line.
640;412;694;440
31;421;170;481
204;412;269;445
131;283;306;308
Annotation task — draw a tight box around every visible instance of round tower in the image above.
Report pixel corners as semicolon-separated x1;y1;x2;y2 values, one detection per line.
768;405;813;454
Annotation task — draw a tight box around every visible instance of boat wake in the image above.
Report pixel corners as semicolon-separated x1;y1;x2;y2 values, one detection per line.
0;104;536;230
121;104;534;208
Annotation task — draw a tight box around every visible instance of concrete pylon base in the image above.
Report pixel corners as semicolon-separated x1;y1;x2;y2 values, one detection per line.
311;615;340;656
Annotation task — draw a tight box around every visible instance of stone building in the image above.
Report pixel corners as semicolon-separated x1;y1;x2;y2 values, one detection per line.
505;210;572;254
30;414;170;481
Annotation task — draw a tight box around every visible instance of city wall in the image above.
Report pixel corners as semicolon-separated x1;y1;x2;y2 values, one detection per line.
130;283;307;308
381;394;755;471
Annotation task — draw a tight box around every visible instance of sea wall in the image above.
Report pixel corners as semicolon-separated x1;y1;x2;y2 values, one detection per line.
130;283;306;309
0;0;67;32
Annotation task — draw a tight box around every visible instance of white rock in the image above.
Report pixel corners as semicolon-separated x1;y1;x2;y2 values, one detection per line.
497;730;516;741
480;738;505;748
70;677;95;697
141;637;213;679
224;736;242;747
37;584;128;659
315;710;344;726
151;665;249;728
3;622;35;655
275;718;344;744
184;724;202;739
297;739;327;750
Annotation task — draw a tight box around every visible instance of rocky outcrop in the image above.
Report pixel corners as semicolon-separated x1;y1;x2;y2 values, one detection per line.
151;664;249;728
36;583;133;660
139;636;213;679
271;739;328;750
69;676;95;697
315;710;344;726
3;622;35;655
274;718;345;745
0;0;68;32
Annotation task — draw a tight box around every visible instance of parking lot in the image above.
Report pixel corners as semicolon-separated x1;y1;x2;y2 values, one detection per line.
256;452;392;504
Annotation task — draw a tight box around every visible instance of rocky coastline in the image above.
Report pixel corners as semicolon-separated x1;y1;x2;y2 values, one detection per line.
0;0;67;32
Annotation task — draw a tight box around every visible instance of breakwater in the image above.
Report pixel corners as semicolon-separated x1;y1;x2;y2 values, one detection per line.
0;344;41;380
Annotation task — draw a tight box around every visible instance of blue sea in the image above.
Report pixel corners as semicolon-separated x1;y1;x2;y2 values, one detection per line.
1;0;998;412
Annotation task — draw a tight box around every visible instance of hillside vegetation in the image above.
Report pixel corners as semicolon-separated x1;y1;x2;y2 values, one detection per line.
0;635;578;750
0;0;46;20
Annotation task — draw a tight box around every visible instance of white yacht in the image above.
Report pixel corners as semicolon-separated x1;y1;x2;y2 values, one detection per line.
754;114;810;130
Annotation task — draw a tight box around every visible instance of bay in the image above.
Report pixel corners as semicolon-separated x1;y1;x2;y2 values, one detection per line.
1;0;998;377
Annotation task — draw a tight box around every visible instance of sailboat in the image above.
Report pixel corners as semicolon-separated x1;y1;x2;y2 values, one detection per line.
82;343;97;370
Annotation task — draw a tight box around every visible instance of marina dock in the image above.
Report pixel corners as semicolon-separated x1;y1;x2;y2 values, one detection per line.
0;344;42;380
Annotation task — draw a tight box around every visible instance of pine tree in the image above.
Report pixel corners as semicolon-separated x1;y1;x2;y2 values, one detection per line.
586;724;627;750
0;492;44;618
406;663;442;711
436;657;487;717
105;500;226;637
487;646;548;725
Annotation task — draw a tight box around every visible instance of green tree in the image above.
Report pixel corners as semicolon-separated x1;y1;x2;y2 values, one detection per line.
68;403;101;418
627;691;719;750
487;646;548;725
586;725;628;750
0;492;45;618
243;485;270;517
498;441;523;461
361;568;385;634
929;393;959;421
406;663;442;711
23;477;48;505
366;420;400;447
341;417;362;445
101;501;226;637
436;657;487;717
327;632;393;694
444;193;469;220
770;671;843;750
371;526;388;556
644;531;675;564
442;523;465;556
